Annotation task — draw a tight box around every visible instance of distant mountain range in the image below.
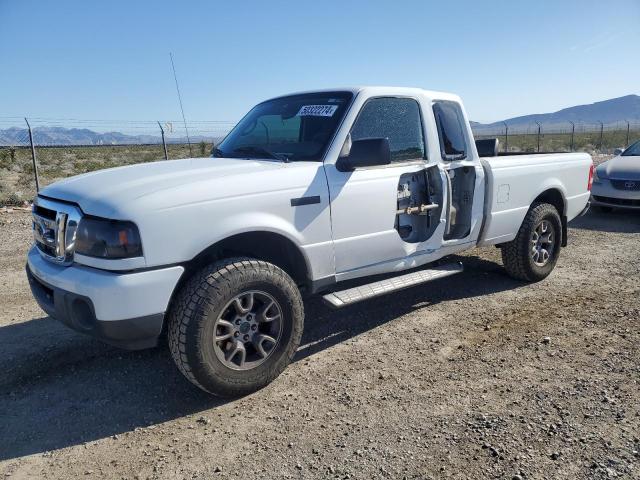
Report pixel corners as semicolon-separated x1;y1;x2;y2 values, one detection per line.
0;126;219;147
1;94;639;146
476;94;640;129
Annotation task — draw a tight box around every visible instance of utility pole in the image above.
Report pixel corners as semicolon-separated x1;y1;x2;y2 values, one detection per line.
535;121;541;153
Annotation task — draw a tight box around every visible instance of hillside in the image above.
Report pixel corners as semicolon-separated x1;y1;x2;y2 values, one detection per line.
481;94;640;128
0;127;161;146
0;126;217;146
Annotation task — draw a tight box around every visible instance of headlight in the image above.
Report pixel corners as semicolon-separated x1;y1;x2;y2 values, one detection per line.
75;217;143;259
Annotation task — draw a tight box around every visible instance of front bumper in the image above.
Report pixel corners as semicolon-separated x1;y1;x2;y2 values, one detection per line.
591;181;640;209
27;246;184;349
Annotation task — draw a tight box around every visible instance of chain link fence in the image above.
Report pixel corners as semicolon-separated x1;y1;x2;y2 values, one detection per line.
471;120;640;154
1;117;639;206
0;118;235;205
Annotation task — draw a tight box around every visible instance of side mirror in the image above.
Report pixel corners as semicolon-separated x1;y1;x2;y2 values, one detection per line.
614;148;625;156
336;138;391;171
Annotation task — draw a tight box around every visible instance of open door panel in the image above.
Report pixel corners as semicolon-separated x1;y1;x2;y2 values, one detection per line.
444;166;476;240
395;165;444;243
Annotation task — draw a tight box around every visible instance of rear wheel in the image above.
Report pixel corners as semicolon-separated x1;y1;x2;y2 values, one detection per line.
501;202;562;282
168;258;304;397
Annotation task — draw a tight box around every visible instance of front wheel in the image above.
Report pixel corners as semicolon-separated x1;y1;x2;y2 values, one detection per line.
501;202;562;282
168;258;304;397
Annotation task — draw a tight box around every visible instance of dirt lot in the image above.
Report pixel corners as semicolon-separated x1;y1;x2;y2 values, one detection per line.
1;208;638;479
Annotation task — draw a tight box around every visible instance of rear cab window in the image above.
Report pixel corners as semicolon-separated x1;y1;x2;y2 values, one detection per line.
433;101;468;161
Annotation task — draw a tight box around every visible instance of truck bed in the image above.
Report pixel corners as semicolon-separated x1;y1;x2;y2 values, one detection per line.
478;152;592;246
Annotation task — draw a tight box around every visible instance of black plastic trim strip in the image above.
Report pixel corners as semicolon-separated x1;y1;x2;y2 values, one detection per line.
290;196;321;207
75;260;185;275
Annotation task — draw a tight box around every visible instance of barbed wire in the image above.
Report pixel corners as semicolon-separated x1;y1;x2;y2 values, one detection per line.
0;117;236;147
472;121;640;136
0;117;639;152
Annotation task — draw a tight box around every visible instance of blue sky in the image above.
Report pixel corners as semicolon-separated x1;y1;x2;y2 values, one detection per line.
1;0;639;124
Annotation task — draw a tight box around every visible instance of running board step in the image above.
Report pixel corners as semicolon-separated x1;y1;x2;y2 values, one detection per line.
322;262;463;308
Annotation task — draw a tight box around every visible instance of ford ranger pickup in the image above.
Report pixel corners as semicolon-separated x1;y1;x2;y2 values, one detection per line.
26;87;593;397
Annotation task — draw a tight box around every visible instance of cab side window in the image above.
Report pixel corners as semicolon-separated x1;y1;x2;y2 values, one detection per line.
433;101;468;161
350;97;425;162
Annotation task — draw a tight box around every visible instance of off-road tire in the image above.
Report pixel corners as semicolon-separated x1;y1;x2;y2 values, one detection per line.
168;257;304;397
501;202;562;282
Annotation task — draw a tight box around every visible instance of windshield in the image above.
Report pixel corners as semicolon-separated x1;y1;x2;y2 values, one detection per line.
622;140;640;156
214;92;353;162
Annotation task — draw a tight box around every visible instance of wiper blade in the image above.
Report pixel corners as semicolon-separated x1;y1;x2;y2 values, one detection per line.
232;146;289;162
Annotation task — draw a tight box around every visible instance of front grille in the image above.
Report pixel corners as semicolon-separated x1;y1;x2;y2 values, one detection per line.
32;204;59;257
33;204;57;219
610;179;640;191
32;197;81;265
37;241;56;257
593;195;640;207
33;211;61;258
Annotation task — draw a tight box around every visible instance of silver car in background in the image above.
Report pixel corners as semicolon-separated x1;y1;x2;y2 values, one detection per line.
591;140;640;211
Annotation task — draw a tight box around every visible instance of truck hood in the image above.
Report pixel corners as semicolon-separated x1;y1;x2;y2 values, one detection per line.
40;157;291;217
599;155;640;180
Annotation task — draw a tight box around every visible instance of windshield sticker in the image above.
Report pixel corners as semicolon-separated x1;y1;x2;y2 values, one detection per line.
297;105;338;117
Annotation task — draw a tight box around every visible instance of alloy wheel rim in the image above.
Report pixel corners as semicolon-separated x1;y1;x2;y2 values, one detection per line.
531;220;555;267
212;290;283;371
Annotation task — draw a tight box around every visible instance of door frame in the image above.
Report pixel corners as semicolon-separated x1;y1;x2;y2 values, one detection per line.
321;90;452;280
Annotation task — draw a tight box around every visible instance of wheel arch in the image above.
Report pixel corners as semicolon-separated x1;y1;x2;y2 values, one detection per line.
532;188;568;247
178;230;311;292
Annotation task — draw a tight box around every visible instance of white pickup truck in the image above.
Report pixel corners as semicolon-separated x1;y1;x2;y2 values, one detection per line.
27;87;593;397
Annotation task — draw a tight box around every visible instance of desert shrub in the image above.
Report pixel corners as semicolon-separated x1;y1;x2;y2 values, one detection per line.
0;149;11;169
4;190;25;206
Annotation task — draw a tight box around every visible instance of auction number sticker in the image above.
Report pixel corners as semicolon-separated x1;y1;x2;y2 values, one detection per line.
297;105;338;117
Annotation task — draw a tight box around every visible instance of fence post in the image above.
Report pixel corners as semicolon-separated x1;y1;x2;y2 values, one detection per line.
626;120;630;147
502;121;508;153
158;122;169;160
535;122;541;153
598;121;603;151
24;118;40;192
569;121;575;152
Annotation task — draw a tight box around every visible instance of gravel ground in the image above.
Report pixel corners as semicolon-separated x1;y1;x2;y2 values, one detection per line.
0;207;638;479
